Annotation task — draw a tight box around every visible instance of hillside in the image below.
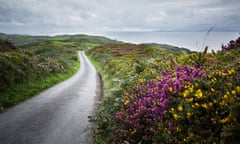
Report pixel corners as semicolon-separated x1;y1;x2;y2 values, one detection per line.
88;36;240;143
0;33;122;111
0;33;120;46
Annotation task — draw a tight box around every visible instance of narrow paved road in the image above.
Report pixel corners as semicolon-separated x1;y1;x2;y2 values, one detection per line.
0;51;98;144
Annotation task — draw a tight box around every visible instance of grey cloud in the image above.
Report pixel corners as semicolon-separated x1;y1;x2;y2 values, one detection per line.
0;0;239;35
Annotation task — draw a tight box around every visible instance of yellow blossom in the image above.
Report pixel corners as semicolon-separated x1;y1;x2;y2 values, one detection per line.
188;86;194;93
124;99;129;105
178;105;183;111
183;90;189;97
220;116;230;124
138;78;144;83
227;69;235;75
211;88;215;92
194;103;200;107
231;90;236;95
211;77;217;83
185;97;193;103
236;86;240;93
169;87;173;92
208;102;213;107
194;83;199;88
201;103;209;109
194;89;203;99
223;95;229;100
173;114;179;120
186;112;192;119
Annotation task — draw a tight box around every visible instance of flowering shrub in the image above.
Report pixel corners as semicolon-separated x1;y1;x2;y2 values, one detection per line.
222;36;240;51
115;65;206;143
115;67;240;143
162;69;240;143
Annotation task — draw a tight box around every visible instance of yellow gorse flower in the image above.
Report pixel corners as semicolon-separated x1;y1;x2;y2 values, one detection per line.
173;113;179;120
138;78;144;83
177;105;183;111
194;89;203;99
124;99;129;105
220;116;230;124
185;97;193;103
236;86;240;93
201;103;208;109
186;112;192;119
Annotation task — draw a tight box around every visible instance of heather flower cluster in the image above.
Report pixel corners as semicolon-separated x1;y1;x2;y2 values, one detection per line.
222;36;240;51
115;65;206;143
115;66;240;143
165;69;240;143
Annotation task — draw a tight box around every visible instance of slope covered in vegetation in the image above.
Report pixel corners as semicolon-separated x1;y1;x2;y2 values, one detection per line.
88;37;240;143
0;33;119;111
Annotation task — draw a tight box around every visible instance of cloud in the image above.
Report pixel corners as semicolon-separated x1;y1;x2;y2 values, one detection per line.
0;0;239;34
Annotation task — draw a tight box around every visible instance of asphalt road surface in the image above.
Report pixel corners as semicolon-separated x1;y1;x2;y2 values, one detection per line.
0;51;99;144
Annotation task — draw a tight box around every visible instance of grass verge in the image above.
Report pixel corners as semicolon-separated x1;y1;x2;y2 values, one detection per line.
0;57;80;111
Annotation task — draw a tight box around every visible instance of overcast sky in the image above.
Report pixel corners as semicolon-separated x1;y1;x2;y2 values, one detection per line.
0;0;239;35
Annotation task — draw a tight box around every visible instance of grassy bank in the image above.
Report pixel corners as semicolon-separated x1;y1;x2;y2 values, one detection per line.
0;52;80;111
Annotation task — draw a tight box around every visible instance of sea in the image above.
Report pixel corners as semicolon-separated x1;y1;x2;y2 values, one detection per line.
104;31;239;52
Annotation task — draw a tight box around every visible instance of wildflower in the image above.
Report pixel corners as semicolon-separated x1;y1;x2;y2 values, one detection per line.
194;89;203;99
208;102;213;107
201;103;208;109
185;97;193;103
231;90;236;95
177;105;183;111
227;69;235;75
211;88;215;92
186;112;192;119
138;78;144;84
220;116;230;124
194;83;199;88
223;95;229;100
194;103;200;107
237;86;240;93
173;113;179;120
183;89;189;97
211;77;217;83
124;99;129;105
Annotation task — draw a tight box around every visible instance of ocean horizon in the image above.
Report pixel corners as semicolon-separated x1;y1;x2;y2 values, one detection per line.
104;31;239;52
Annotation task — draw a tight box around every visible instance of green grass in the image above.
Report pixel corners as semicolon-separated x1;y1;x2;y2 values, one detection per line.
0;58;80;110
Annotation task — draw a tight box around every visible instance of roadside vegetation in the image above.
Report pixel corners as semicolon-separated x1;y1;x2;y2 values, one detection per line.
88;37;240;143
0;33;118;111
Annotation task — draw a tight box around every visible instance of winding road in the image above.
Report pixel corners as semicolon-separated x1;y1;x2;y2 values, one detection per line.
0;51;99;144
